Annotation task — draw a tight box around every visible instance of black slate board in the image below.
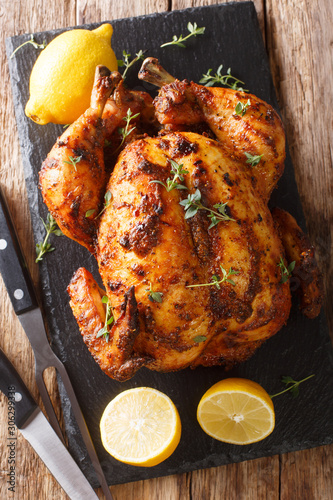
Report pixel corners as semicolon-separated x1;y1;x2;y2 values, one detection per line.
5;2;333;488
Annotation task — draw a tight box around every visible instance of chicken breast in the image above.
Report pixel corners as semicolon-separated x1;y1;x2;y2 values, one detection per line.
69;131;291;379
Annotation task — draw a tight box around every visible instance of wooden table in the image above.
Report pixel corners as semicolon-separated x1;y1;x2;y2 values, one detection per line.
0;0;332;498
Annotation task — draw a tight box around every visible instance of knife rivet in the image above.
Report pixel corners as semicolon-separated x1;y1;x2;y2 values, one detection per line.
0;239;7;250
14;289;24;300
14;392;22;402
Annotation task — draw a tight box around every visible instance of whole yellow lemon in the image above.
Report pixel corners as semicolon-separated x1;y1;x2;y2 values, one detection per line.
25;24;118;125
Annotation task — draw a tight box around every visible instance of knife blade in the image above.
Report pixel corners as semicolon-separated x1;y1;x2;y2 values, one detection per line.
0;346;98;499
0;186;113;500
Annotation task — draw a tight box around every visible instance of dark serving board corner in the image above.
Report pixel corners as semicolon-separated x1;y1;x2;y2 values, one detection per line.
5;2;333;488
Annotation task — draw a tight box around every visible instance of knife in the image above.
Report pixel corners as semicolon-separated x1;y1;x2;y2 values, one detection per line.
0;187;113;500
0;346;99;499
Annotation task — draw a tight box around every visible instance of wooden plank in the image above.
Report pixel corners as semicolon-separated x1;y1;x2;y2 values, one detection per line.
280;446;333;500
266;0;333;335
76;0;170;24
111;474;191;500
172;0;265;40
265;0;333;496
0;2;76;499
190;457;280;499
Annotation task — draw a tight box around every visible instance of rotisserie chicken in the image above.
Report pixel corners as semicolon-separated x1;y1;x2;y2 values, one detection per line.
39;61;323;381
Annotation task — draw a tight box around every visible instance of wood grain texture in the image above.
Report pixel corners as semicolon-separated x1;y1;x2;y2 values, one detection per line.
266;0;333;335
76;0;170;24
0;0;332;499
265;2;333;498
0;2;76;500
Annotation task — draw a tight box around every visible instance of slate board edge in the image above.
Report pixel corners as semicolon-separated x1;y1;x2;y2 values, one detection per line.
4;2;333;489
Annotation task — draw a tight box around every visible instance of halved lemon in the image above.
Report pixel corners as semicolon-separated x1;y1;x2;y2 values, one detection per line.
100;387;181;466
197;378;275;445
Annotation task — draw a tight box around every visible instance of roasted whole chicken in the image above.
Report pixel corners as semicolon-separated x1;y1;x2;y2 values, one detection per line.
39;60;323;381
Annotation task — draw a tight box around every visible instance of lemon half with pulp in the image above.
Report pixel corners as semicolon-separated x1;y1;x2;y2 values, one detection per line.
197;378;275;445
100;387;181;466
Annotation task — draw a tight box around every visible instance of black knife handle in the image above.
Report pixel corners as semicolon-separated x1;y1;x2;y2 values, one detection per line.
0;187;37;315
0;347;37;428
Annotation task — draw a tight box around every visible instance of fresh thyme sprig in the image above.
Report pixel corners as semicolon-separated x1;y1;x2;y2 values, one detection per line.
270;374;315;399
278;257;296;284
117;49;145;79
235;99;251;116
146;283;163;303
64;155;82;171
199;65;248;91
96;295;114;342
35;213;63;263
10;34;47;59
179;189;234;229
150;159;189;192
160;22;205;48
114;109;140;154
85;190;112;219
187;265;239;289
244;152;263;167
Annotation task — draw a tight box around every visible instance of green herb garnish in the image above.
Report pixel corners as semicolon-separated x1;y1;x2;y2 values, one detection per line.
114;108;140;154
187;265;239;289
96;295;114;342
244;152;263;167
35;213;63;263
98;190;112;218
150;159;189;192
235;99;251;116
179;189;234;229
10;34;47;59
193;335;207;343
278;257;296;284
146;283;163;303
87;190;112;219
85;209;96;218
160;22;205;48
200;65;247;91
64;155;82;171
270;374;315;399
117;49;145;79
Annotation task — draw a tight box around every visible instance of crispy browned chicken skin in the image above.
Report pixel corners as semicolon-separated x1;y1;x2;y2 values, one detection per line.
40;62;323;381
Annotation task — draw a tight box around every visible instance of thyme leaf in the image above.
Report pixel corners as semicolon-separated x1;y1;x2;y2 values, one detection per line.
96;295;114;342
63;155;82;171
146;283;163;303
193;335;207;343
10;34;47;59
160;22;205;48
200;65;248;91
114;108;140;154
235;99;251;116
187;265;239;289
117;49;145;79
150;159;189;192
270;374;315;399
278;257;296;283
179;189;234;228
85;209;96;218
35;213;63;263
244;152;263;167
